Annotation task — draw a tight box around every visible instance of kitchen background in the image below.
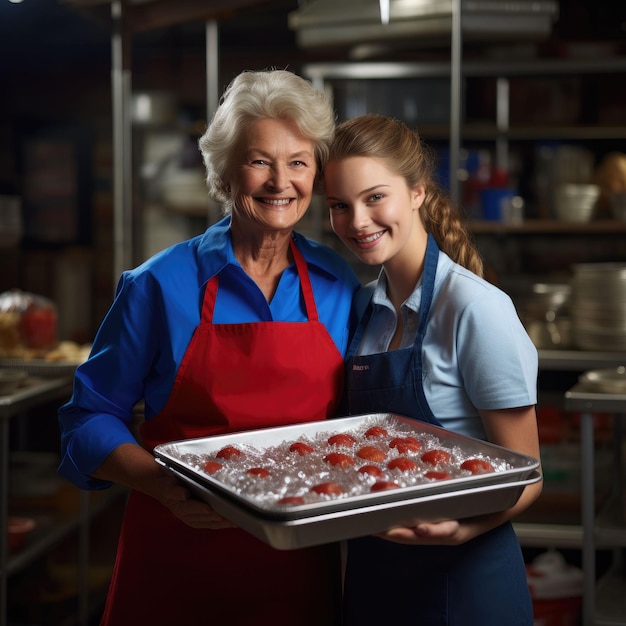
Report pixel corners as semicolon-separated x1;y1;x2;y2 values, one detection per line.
1;1;626;624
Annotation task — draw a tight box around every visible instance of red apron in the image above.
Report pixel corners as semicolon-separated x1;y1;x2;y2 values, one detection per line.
100;239;344;626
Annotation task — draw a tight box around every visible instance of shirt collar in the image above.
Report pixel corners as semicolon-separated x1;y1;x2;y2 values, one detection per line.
371;267;423;314
195;214;344;284
196;215;233;283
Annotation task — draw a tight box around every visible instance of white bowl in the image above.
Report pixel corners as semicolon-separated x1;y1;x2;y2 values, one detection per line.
554;184;600;222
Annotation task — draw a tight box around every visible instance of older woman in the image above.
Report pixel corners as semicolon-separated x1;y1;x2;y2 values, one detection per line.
58;69;359;626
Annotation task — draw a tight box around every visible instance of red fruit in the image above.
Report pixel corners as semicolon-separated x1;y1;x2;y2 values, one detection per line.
328;433;357;447
364;426;388;438
356;446;387;463
358;465;385;478
202;460;223;475
311;482;344;496
323;452;355;468
247;467;270;478
389;437;421;454
387;457;417;472
216;445;243;460
420;449;451;466
461;458;494;474
424;470;453;481
289;441;315;456
371;480;399;492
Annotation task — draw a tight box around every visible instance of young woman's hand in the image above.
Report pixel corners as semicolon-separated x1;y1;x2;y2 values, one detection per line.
375;520;464;545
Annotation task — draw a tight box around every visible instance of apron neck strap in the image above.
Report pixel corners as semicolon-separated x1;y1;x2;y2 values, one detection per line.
416;233;439;337
289;236;319;322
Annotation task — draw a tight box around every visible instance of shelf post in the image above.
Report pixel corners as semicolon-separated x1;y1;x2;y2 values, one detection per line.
0;419;8;626
449;0;462;208
111;0;134;287
580;410;596;626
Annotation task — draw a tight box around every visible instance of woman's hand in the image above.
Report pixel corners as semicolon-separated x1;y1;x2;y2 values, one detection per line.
154;471;235;529
375;519;463;545
376;406;543;546
92;442;236;529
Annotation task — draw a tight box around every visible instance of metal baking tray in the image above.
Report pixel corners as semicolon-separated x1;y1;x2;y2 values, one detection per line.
154;413;541;549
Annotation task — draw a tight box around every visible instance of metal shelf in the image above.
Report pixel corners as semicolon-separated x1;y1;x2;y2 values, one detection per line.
539;350;626;372
302;57;626;81
470;220;626;236
515;522;583;548
515;494;626;550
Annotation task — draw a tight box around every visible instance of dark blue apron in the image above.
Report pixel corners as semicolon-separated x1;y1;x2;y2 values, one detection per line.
343;234;533;626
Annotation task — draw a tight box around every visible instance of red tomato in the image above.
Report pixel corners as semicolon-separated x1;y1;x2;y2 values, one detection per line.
277;496;305;506
216;445;244;460
356;446;387;463
289;441;315;456
387;457;417;472
358;465;385;478
371;480;399;492
311;482;344;496
323;452;355;468
327;433;357;447
424;470;453;481
420;449;451;466
461;458;494;474
202;460;223;475
364;426;388;439
389;437;421;454
247;467;271;478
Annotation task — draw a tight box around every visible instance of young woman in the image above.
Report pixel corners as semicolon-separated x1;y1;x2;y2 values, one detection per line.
323;113;542;626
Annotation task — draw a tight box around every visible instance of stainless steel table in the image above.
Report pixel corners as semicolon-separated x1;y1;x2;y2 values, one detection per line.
564;384;626;626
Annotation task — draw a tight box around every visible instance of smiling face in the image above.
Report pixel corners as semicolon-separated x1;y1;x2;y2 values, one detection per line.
324;156;426;270
229;117;317;237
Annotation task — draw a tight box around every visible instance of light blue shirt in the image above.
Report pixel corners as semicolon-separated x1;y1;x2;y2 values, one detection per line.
58;216;360;489
356;251;538;440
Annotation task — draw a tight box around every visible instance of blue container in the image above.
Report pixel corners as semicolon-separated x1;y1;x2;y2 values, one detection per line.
480;188;515;221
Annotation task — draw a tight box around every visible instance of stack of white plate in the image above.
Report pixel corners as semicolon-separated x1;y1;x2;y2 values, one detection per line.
571;263;626;351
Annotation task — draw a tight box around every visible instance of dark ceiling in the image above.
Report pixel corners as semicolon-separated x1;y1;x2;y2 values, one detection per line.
0;0;304;74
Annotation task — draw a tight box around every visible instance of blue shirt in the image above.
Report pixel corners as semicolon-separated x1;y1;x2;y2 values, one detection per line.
58;217;360;489
357;251;538;440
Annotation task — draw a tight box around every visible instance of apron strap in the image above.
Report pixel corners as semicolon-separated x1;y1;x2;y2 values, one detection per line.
201;275;219;324
289;236;319;322
416;233;439;337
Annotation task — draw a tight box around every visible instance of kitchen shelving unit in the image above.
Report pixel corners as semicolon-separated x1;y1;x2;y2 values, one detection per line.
301;54;626;282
